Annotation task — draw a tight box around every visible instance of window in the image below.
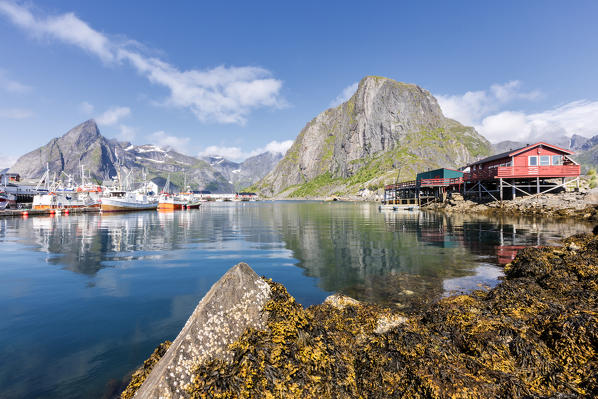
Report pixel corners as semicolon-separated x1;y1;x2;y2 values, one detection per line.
552;155;562;165
540;155;550;166
528;156;538;166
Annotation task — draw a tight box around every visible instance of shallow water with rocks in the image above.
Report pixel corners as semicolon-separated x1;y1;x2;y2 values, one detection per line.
0;201;593;398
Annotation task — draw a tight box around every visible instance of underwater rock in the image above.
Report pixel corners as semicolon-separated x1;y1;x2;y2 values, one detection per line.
133;262;271;398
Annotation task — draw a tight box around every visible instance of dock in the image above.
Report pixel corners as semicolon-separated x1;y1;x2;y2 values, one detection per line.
0;207;100;218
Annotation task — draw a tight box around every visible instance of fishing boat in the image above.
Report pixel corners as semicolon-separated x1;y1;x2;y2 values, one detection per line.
101;191;158;212
100;167;158;212
184;197;202;209
31;165;102;210
178;191;202;209
32;191;99;210
157;175;186;210
157;194;186;210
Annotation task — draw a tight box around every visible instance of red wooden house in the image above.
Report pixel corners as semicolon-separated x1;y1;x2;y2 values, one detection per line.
463;142;580;200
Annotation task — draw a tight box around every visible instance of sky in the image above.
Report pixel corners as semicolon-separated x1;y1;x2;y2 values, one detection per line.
1;0;598;168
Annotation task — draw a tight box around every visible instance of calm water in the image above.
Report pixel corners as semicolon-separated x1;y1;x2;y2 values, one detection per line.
0;201;592;398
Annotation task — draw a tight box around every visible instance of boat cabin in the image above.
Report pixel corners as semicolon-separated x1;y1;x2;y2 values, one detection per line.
465;142;580;180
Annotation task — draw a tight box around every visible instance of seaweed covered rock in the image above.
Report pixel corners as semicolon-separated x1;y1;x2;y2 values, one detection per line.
186;235;597;398
130;262;272;398
120;341;171;399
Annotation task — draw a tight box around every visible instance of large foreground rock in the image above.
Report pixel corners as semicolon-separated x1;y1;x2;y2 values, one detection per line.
134;263;271;398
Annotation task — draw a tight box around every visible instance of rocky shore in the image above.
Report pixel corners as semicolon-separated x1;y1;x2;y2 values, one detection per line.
121;229;597;398
425;189;598;221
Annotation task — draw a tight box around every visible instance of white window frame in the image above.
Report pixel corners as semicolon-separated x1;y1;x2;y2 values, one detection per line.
552;155;562;165
539;155;550;166
528;156;538;166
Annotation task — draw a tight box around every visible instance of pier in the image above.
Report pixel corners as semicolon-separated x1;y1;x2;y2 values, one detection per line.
0;206;100;218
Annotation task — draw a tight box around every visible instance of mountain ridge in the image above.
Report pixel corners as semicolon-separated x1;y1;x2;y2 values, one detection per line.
8;120;280;192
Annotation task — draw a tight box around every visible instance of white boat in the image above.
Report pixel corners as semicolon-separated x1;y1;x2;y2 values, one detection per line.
32;191;99;210
101;192;158;212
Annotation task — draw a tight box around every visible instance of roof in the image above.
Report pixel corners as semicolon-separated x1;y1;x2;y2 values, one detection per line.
468;142;574;166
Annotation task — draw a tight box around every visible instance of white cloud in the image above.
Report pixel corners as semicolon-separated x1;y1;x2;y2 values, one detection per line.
79;101;94;114
149;131;190;153
0;154;18;169
0;107;33;119
436;80;542;127
0;70;31;93
435;81;598;143
329;82;358;107
118;124;135;141
198;145;245;161
198;139;294;162
96;106;130;125
477;100;598;143
263;139;293;155
0;2;285;124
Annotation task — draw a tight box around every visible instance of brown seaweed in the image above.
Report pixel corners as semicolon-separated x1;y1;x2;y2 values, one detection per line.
187;234;597;398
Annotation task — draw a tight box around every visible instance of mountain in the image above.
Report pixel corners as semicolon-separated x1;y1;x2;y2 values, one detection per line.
576;134;598;171
492;134;590;154
253;76;491;197
9;119;283;192
9;120;235;192
204;152;283;191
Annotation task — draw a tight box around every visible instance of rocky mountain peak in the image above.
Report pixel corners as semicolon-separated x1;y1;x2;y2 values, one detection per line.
253;75;491;197
61;119;101;146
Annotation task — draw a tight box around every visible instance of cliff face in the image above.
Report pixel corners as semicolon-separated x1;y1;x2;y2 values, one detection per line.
254;76;491;197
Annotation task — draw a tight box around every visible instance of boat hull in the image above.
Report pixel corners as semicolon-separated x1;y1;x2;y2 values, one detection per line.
101;199;158;212
157;202;185;210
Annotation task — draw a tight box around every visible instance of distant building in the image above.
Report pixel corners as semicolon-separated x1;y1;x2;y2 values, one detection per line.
1;173;20;185
236;192;258;201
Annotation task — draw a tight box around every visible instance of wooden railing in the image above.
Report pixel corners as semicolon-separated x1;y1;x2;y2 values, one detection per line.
385;177;464;190
465;165;581;180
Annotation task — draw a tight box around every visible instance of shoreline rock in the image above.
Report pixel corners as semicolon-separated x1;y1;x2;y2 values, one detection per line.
123;232;598;398
424;190;598;221
127;263;272;398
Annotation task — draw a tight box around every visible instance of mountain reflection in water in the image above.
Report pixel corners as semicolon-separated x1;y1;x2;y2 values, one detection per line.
0;202;592;398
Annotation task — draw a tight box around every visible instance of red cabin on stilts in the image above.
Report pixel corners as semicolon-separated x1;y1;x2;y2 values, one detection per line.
463;142;581;200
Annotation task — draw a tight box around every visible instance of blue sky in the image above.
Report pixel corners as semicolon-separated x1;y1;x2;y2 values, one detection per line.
1;0;598;167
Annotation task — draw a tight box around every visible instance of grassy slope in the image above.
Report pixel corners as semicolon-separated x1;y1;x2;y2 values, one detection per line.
279;127;490;198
